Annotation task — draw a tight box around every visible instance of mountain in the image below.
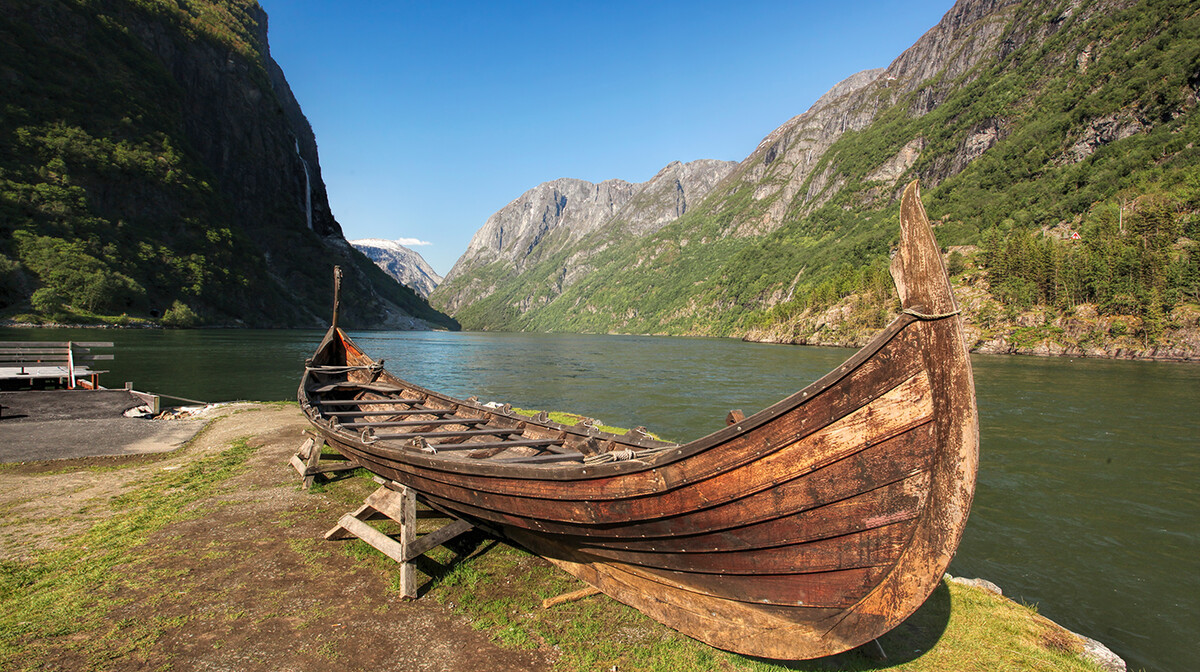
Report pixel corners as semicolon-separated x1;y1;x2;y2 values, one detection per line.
350;239;442;298
431;0;1199;357
433;158;737;317
0;0;457;330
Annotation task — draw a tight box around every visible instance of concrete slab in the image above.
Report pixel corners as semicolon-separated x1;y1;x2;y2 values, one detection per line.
0;390;205;463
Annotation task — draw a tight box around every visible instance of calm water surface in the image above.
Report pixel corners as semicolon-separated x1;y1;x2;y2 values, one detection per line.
3;326;1196;672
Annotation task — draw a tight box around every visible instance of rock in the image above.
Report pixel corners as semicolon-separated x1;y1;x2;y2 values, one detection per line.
1072;303;1098;319
1061;109;1149;164
946;575;1003;595
867;137;926;183
1069;631;1127;672
975;337;1012;354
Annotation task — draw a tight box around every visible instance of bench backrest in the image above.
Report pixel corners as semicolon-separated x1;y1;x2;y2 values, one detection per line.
0;341;114;388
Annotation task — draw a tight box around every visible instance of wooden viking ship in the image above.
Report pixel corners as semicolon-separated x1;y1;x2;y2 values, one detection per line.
299;181;978;659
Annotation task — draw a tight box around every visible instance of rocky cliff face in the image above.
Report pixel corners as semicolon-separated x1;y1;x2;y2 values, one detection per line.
351;239;443;298
446;178;638;284
123;3;340;242
724;0;1027;235
0;0;456;330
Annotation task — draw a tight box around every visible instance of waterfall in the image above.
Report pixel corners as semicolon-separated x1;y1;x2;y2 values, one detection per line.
294;138;312;231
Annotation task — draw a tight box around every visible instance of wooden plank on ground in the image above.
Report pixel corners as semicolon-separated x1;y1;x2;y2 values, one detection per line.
542;586;601;609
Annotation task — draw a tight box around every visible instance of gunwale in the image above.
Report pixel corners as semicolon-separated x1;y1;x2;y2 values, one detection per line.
302;309;921;483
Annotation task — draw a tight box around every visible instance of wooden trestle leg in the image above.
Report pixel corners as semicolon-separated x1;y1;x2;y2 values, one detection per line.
324;478;474;598
289;435;357;489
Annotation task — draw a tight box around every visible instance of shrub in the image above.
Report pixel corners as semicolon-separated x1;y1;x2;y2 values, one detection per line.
160;300;199;328
30;287;65;314
947;251;966;277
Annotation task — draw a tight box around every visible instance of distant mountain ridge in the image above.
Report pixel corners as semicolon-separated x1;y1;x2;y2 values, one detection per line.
351;239;442;298
431;0;1199;356
435;159;737;315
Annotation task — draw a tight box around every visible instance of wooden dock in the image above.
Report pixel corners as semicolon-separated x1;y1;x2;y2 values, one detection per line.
0;341;113;390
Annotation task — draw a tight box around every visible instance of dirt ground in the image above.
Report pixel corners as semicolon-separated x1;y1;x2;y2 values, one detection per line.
0;404;553;671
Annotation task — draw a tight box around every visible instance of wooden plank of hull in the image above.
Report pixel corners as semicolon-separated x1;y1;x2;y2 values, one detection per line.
403;423;936;541
575;472;930;554
319;370;933;527
299;180;977;659
574;519;917;576
512;532;877;657
337;326;922;497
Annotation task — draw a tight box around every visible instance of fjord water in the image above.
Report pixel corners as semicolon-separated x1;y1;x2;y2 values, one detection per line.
4;327;1196;671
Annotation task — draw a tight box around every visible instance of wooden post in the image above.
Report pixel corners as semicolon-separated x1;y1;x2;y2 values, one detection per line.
289;436;357;489
66;341;75;390
303;437;323;489
324;480;474;599
393;484;418;596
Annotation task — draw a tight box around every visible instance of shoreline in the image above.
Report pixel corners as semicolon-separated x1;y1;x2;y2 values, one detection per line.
6;318;1197;363
942;575;1126;672
744;331;1200;363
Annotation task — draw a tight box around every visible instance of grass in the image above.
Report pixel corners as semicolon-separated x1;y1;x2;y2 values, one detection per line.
510;407;668;440
410;536;1107;672
0;437;258;669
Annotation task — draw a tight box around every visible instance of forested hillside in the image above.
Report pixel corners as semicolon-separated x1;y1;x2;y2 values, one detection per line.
433;0;1199;358
0;0;456;329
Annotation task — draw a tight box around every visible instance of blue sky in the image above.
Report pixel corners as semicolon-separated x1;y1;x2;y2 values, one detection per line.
260;1;955;275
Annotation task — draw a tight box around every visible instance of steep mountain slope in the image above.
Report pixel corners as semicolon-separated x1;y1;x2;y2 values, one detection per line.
0;0;456;329
433;159;737;316
432;0;1199;352
351;239;442;298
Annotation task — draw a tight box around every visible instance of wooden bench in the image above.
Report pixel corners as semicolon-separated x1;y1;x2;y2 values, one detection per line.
0;341;114;390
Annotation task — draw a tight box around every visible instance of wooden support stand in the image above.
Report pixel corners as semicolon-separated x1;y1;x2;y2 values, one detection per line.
289;436;357;489
324;478;474;598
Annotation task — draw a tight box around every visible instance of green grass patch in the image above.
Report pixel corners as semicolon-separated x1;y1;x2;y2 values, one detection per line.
413;538;1107;672
0;437;258;668
510;407;667;441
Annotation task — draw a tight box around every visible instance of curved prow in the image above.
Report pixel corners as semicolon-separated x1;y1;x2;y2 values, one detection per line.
891;180;958;317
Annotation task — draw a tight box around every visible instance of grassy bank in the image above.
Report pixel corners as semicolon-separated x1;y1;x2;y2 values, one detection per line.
411;535;1106;672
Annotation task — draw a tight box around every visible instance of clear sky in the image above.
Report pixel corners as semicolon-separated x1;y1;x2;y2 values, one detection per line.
259;1;956;275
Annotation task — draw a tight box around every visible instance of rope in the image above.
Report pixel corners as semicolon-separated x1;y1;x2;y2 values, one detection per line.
306;363;385;375
583;445;674;465
902;307;961;320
